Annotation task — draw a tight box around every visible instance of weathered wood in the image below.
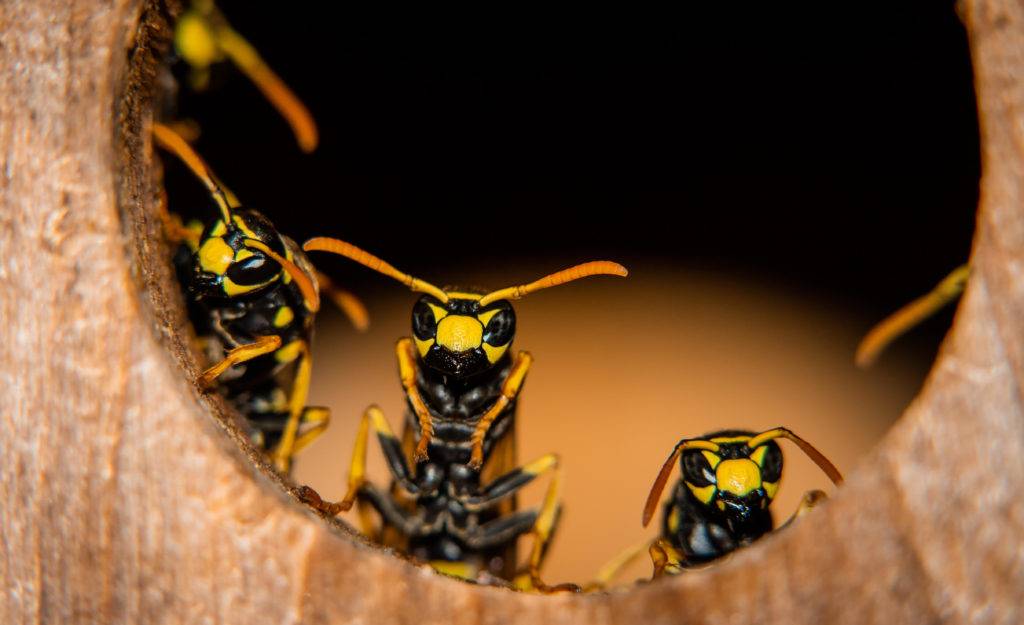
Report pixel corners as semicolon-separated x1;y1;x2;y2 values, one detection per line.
0;1;1021;623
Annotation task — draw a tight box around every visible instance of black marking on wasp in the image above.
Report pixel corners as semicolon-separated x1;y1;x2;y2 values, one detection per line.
297;237;626;591
639;427;843;578
154;123;366;473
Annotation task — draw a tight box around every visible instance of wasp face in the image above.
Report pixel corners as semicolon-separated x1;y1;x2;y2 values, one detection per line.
411;293;516;378
680;433;783;528
190;208;288;300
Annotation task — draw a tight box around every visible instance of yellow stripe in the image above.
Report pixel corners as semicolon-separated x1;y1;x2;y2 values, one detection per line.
709;435;752;444
482;342;509;364
750;446;768;466
701;450;721;469
477;308;500;326
686;482;716;504
414;337;434;358
198;237;233;275
275;339;303;364
273;306;294;328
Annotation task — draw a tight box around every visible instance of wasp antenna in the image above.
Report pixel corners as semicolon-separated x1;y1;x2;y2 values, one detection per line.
303;237;449;303
642;438;720;527
477;261;628;307
855;264;970;368
214;24;319;152
153;122;235;223
747;428;844;486
243;239;320;312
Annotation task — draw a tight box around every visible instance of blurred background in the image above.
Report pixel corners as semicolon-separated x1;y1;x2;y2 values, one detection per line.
164;2;979;584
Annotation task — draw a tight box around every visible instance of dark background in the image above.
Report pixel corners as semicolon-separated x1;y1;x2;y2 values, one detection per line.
167;2;979;381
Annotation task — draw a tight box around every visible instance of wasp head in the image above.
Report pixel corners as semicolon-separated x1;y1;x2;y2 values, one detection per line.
411;292;516;378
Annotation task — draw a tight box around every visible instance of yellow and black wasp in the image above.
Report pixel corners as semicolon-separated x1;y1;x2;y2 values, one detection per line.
639;427;843;577
296;237;627;590
153;124;366;472
171;0;318;152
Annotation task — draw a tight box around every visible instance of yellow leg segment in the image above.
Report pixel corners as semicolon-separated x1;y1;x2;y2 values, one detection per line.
298;405;394;516
856;264;970;367
583;540;651;591
649;538;686;578
271;340;313;472
198;335;281;388
396;338;436;462
469;351;532;469
289;406;330;455
522;456;580;593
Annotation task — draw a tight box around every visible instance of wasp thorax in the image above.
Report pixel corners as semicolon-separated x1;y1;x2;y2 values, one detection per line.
411;293;516;378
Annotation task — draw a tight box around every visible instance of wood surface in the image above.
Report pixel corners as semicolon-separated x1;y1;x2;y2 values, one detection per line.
0;1;1021;623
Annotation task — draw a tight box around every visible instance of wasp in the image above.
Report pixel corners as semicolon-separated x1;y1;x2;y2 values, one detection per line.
297;236;627;590
639;427;843;577
855;264;970;367
172;0;318;152
153;123;366;472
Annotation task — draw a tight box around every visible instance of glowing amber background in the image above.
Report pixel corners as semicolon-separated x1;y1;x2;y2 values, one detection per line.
295;266;924;583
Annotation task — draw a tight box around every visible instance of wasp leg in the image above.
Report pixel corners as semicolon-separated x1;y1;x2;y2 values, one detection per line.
468;351;532;469
357;482;434;536
523;460;580;593
314;270;370;332
396;338;437;462
856;264;970;367
649;538;687;578
289;406;330;455
463;453;558;511
299;405;420;516
583;540;651;591
778;489;829;530
198;335;282;388
269;340;316;472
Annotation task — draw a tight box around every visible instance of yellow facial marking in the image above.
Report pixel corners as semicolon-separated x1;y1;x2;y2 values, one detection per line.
198;237;233;275
686;482;717;505
235;248;254;261
477;308;500;327
750;446;769;466
275;340;303;364
223;276;264;297
701;450;721;469
427;302;448;323
414;337;434;358
481;342;509;364
435;315;483;353
717;500;726;511
715;459;762;497
447;292;482;301
209;220;227;237
763;480;780;500
709;435;752;444
232;214;258;239
273;306;294;328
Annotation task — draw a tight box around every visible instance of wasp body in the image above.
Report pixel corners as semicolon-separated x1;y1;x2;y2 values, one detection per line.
298;238;626;589
641;427;843;577
154;124;364;472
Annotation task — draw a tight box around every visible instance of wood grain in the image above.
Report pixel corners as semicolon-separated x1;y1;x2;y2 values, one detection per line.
0;0;1021;623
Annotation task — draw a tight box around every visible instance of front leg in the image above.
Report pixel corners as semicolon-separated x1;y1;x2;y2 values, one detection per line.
468;351;532;469
396;337;436;462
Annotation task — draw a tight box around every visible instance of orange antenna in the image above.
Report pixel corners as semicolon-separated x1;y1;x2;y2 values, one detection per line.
746;427;844;486
641;439;721;527
303;237;449;303
243;239;320;312
153;122;234;223
477;261;628;307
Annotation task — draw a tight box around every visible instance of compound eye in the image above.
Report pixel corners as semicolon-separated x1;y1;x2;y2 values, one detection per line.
482;307;515;346
226;252;278;286
682;450;716;487
758;444;783;483
412;299;438;340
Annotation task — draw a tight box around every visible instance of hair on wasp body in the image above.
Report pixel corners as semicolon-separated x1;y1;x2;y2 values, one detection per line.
152;123;367;474
296;236;626;592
